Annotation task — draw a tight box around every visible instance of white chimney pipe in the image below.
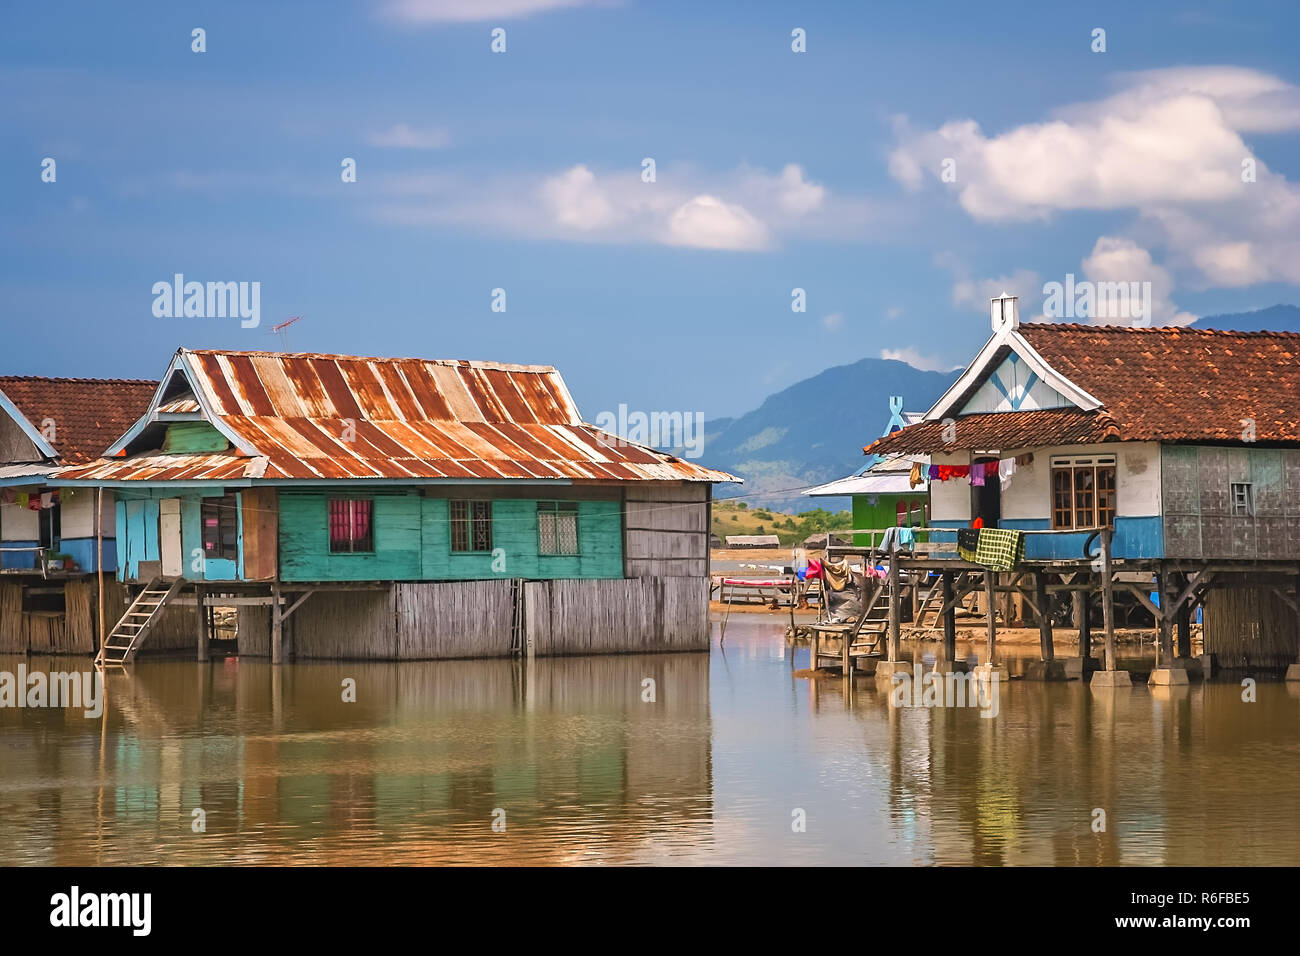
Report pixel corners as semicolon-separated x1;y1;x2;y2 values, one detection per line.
990;292;1019;333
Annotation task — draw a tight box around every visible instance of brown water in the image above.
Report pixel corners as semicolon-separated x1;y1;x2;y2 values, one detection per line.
2;619;1298;866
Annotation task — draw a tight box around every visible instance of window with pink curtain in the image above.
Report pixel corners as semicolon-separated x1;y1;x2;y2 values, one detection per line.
328;499;373;552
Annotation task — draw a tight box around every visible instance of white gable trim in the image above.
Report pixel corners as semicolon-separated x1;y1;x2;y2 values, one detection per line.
0;386;59;459
105;350;259;457
924;328;1103;421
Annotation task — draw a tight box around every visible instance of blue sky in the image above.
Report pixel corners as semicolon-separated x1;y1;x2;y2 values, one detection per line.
4;0;1300;420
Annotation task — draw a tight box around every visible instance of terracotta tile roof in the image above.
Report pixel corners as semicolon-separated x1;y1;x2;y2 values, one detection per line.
867;408;1120;455
0;376;158;463
1017;324;1300;443
870;325;1300;455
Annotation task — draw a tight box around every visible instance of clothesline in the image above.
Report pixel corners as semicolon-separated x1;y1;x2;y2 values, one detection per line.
908;452;1035;489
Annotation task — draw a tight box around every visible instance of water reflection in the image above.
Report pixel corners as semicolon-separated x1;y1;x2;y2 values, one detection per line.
1;619;1298;866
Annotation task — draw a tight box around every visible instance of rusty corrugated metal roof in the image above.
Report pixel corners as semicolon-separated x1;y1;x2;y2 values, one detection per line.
54;349;739;484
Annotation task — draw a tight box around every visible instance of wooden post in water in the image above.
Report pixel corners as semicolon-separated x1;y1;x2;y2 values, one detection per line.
941;571;956;666
271;580;283;665
195;584;208;662
886;540;900;661
95;488;105;653
1100;527;1117;672
984;570;996;664
1175;572;1192;659
1074;588;1092;660
1157;562;1175;666
1036;571;1053;661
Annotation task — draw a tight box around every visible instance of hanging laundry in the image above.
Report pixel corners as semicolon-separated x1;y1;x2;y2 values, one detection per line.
0;487;13;505
16;492;28;508
954;465;970;478
927;465;939;480
957;528;980;562
999;457;1017;492
897;525;915;548
971;466;985;487
909;461;922;489
40;492;53;509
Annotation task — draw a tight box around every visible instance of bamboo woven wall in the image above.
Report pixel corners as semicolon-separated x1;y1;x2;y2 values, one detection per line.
1203;586;1298;669
0;581;22;652
291;588;397;660
526;576;708;656
0;576;128;656
395;580;514;659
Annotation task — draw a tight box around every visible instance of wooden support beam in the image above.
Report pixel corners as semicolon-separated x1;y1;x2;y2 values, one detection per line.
1115;583;1163;621
195;584;208;662
984;570;997;664
1157;563;1175;665
887;544;901;662
941;571;957;665
280;590;315;622
1100;527;1117;671
1074;589;1092;659
1036;571;1054;662
1176;573;1193;659
271;580;283;666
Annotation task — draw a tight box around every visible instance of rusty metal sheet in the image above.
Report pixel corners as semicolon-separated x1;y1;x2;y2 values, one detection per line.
52;350;740;485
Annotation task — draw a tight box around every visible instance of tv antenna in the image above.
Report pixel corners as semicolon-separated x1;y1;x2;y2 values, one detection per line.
269;315;302;349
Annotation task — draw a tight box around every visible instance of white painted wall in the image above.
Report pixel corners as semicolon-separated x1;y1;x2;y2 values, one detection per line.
929;451;972;521
927;442;1162;523
60;490;115;537
1001;441;1161;520
0;500;39;540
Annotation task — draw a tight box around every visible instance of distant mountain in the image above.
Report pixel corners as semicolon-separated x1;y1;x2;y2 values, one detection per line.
1191;304;1300;333
691;358;959;512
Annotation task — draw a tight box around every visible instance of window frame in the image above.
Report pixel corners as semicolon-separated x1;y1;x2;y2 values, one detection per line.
1049;456;1117;531
1230;481;1255;517
450;499;493;553
537;500;580;556
201;493;240;562
327;498;374;554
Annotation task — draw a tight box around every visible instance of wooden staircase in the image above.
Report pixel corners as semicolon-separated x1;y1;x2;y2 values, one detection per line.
95;577;186;669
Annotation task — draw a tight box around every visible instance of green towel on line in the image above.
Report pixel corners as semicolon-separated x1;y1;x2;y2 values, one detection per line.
973;528;1025;572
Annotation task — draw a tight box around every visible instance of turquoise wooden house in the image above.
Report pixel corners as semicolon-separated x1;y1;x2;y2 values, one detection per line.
52;348;738;663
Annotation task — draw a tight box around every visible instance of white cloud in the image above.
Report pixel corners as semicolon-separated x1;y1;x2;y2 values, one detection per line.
890;66;1300;287
821;312;844;331
667;195;770;251
880;347;957;373
951;268;1041;313
369;161;865;251
366;123;450;149
885;306;903;320
1076;237;1196;326
380;0;604;24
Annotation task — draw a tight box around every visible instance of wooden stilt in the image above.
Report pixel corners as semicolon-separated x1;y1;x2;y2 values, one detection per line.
271;580;283;665
1036;571;1054;661
941;571;956;665
195;584;208;662
1074;588;1091;659
1175;572;1192;659
1100;527;1117;671
984;570;996;664
887;541;900;661
1157;562;1175;666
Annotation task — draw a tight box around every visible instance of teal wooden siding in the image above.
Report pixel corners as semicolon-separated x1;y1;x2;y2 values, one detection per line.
162;420;228;453
114;488;243;581
279;491;623;583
